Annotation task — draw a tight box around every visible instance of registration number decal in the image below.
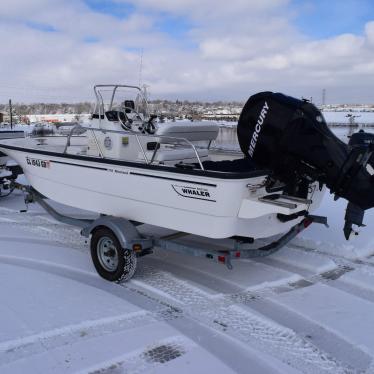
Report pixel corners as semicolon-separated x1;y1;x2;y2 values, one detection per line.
26;157;50;168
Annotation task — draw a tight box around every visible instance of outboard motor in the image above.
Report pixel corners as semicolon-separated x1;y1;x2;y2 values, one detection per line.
343;130;374;238
238;92;374;239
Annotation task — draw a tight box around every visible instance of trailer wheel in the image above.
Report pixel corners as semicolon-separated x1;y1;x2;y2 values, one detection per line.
90;227;137;283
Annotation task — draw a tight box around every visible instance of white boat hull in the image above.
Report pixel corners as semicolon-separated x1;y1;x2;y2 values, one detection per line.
0;143;324;239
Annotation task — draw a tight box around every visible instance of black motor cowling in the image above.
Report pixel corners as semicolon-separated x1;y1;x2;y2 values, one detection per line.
237;92;374;238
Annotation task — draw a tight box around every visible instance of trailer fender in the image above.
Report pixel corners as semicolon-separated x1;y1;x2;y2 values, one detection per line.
81;216;152;250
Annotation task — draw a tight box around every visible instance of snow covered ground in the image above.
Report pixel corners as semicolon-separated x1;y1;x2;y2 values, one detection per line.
1;175;374;373
208;110;374;129
214;122;374;151
322;111;374;124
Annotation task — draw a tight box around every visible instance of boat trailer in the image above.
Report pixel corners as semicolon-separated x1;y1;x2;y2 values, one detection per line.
19;184;328;283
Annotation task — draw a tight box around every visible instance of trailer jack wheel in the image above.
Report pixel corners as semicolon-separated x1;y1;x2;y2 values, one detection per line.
90;227;137;283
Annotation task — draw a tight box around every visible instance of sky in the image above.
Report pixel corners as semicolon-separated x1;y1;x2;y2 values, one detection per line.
0;0;374;103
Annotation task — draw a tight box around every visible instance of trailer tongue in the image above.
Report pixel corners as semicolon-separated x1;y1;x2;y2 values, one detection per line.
237;92;374;239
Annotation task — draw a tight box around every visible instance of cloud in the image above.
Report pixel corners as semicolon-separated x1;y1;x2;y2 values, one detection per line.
118;0;289;20
0;0;373;103
366;21;374;46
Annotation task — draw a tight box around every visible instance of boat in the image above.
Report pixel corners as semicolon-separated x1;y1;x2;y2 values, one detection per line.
0;85;372;240
0;128;25;165
0;128;25;196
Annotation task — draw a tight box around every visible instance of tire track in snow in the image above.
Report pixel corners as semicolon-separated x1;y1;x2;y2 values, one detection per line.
129;264;353;374
237;248;374;372
0;311;154;365
240;296;372;373
289;240;374;269
285;242;374;302
0;208;87;250
76;336;194;374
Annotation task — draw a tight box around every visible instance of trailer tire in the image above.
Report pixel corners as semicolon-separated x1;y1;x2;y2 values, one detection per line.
90;227;137;283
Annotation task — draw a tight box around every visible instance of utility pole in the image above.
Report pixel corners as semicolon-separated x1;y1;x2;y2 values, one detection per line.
322;88;326;106
9;99;13;129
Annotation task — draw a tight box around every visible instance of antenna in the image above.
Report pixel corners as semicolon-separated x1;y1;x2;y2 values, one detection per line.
9;99;13;129
142;84;150;101
138;48;144;87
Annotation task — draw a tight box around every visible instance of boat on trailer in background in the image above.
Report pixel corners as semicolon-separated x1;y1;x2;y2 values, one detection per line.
0;129;24;197
0;84;373;282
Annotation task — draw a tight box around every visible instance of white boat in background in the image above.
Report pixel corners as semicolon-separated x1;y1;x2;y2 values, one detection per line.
0;84;325;239
0;128;25;196
0;129;25;165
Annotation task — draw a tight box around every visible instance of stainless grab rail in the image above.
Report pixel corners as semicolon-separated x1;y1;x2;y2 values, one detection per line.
62;125;205;170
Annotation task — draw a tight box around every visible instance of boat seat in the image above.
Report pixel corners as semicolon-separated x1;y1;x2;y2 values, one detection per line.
155;122;219;142
124;100;135;113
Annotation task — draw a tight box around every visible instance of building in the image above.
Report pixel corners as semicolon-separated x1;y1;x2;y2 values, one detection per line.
0;111;6;123
26;113;91;123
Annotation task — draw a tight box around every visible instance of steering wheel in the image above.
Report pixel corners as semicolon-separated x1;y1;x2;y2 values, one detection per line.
116;106;157;135
115;106;133;131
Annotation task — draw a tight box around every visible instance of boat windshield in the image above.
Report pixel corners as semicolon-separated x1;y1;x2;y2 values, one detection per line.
93;85;149;121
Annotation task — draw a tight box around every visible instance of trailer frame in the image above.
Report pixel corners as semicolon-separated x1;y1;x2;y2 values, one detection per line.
19;184;328;282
